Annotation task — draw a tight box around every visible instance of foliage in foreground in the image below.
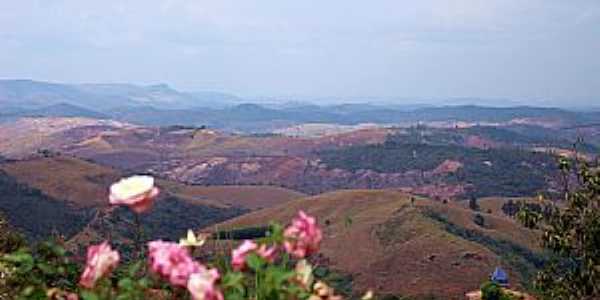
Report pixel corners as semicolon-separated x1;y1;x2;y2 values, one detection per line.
518;157;600;299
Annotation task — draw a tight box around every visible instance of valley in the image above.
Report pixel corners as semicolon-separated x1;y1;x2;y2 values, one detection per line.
3;2;599;297
0;100;599;299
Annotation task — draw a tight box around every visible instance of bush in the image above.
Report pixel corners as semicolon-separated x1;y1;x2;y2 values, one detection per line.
517;158;600;299
213;226;270;240
481;281;502;300
473;213;485;227
469;197;480;211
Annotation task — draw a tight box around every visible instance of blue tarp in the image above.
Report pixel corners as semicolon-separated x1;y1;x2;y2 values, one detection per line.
491;267;509;285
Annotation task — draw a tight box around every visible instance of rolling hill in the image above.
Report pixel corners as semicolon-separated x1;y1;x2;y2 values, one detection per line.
0;116;576;200
1;103;111;120
0;156;304;210
0;156;305;246
210;189;542;299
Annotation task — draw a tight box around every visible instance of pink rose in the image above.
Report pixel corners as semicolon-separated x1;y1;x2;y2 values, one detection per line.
148;240;201;287
79;242;120;289
187;267;224;300
284;211;323;258
231;240;279;271
257;244;278;263
231;240;257;271
109;175;160;214
169;259;203;287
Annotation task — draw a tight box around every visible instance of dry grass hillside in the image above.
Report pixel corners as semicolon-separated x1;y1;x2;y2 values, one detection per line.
0;156;304;250
0;156;121;207
211;190;542;299
160;181;305;210
0;156;304;210
0;117;135;157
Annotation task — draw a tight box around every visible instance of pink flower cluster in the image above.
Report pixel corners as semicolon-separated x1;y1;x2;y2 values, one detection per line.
148;241;224;299
79;241;120;289
187;267;224;300
148;240;203;287
78;177;225;299
231;240;278;271
77;177;326;299
230;210;322;271
284;210;323;258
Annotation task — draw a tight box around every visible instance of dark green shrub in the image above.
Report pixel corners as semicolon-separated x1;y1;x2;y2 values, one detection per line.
481;281;502;300
473;213;485;227
213;226;270;240
517;158;600;299
469;196;480;211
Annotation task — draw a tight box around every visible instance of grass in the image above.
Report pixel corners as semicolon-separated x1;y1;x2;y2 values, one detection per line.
0;156;121;207
0;156;305;211
421;208;546;288
212;189;542;299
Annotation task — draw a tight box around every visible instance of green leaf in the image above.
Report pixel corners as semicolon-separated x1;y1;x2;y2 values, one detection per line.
265;266;294;286
223;272;244;287
223;292;245;300
118;278;135;290
81;290;101;300
246;253;265;271
222;272;246;295
138;277;151;289
37;262;56;275
127;261;143;277
116;294;131;300
50;243;67;257
2;251;33;264
266;222;284;244
21;285;35;296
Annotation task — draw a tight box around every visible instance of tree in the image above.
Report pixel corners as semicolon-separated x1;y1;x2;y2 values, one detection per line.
469;196;480;211
481;282;502;300
473;213;485;227
518;157;600;299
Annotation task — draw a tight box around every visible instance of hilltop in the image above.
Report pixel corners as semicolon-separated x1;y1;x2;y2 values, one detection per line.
210;189;541;299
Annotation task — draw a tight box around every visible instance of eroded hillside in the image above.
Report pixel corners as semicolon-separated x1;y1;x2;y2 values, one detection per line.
211;190;541;299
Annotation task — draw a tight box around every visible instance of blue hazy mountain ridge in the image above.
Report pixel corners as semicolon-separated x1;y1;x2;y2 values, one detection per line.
16;103;110;119
1;80;600;130
0;79;241;111
79;103;600;132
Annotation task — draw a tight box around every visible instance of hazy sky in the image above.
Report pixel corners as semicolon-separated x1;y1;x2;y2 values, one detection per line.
1;0;599;104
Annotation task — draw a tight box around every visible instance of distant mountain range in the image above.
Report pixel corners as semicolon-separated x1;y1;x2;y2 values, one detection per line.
104;103;600;132
2;79;599;132
0;79;242;111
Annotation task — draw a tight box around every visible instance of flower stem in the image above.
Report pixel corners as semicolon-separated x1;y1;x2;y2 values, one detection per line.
133;212;142;259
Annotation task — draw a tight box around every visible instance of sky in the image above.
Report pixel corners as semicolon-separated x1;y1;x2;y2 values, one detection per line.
1;0;599;106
